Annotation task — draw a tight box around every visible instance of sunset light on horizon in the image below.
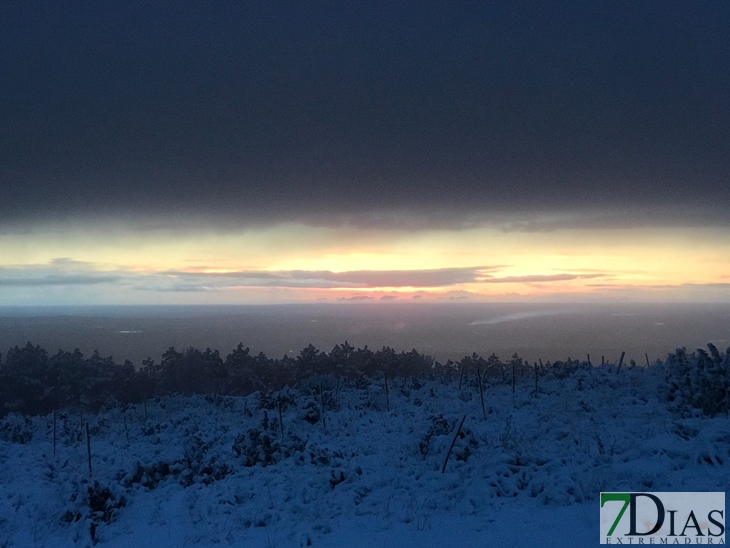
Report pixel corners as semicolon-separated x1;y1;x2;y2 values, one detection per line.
2;221;728;305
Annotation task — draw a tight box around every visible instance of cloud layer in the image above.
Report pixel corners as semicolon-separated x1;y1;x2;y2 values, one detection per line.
0;261;600;293
1;258;728;304
1;2;728;233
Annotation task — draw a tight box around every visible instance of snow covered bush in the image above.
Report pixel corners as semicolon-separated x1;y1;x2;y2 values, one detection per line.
85;481;126;525
60;480;127;545
257;388;297;411
180;436;233;486
0;413;33;443
418;415;451;458
232;428;306;467
121;460;183;490
663;344;730;416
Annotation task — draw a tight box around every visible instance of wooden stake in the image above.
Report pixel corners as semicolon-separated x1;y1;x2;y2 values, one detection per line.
86;423;92;477
384;372;390;412
616;351;625;374
587;354;592;367
320;383;327;431
441;415;467;474
645;353;651;367
601;355;605;366
122;409;129;445
477;369;486;420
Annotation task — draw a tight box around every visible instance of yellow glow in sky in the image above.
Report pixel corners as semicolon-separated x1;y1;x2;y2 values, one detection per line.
0;222;729;305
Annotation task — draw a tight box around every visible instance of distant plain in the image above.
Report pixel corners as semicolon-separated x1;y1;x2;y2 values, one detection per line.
1;303;728;367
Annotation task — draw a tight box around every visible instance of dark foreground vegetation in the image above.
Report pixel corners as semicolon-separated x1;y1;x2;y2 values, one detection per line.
0;341;728;418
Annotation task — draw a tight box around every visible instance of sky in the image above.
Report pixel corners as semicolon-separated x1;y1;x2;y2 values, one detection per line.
1;1;729;305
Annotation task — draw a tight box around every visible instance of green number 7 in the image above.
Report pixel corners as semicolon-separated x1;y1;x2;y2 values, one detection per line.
601;493;631;536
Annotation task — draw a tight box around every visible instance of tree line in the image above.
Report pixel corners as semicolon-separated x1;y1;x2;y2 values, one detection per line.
0;341;459;416
1;341;727;418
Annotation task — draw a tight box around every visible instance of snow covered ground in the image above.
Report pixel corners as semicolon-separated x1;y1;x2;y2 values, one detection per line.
1;364;728;547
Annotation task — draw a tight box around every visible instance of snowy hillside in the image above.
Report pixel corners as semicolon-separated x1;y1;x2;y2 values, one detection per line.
1;360;728;547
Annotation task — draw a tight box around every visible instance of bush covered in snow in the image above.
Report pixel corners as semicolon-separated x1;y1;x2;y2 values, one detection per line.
663;343;730;417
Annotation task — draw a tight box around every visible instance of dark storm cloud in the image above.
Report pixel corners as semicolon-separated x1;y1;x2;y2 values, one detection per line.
1;1;729;231
499;209;730;233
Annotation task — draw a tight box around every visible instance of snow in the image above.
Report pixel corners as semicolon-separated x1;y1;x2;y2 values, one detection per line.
1;364;728;547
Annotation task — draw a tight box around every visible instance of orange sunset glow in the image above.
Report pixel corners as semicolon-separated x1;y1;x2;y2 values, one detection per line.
2;222;728;305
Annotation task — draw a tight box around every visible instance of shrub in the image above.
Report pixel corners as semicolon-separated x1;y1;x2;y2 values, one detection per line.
0;414;34;444
232;428;305;467
664;344;730;417
418;414;452;458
